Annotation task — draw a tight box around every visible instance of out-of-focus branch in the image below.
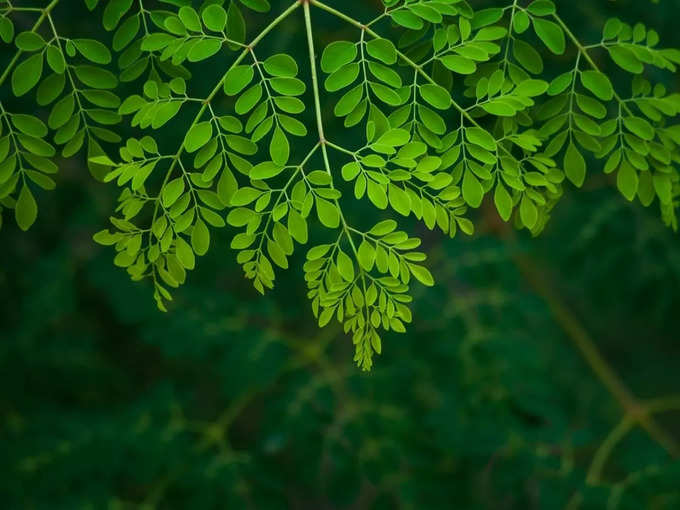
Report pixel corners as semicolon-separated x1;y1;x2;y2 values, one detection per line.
484;210;680;472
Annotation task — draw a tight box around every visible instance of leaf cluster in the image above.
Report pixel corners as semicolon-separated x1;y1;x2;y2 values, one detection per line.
2;0;680;370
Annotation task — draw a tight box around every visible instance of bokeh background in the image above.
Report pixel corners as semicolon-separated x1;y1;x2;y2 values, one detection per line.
1;0;680;508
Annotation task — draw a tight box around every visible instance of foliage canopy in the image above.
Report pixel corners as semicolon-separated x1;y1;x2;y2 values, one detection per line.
1;0;680;371
2;1;680;508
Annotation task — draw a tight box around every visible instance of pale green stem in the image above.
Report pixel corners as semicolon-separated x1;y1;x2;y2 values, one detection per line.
303;1;331;176
304;0;375;352
302;0;358;254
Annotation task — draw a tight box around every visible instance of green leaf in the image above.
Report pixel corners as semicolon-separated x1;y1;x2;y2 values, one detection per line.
12;114;48;138
217;168;238;206
527;0;556;16
369;220;397;236
93;229;120;246
514;79;549;97
15;31;46;51
37;73;65;106
191;219;210;256
188;39;222;62
465;127;496;151
269;77;305;96
73;39;112;64
178;6;202;32
184;122;213;153
564;142;586;187
408;263;434;287
269;126;289;165
608;46;643;74
307;244;331;261
224;65;254;96
336;250;355;282
367;180;388;209
102;0;134;30
316;197;340;228
375;128;410;147
410;4;442;24
368;82;401;106
334;85;363;117
227;2;246;45
623;116;655;141
231;187;262;206
388;184;411;216
321;41;357;73
513;39;543;74
287;208;308;244
494;183;512;221
419;84;451;110
367;61;402;88
358;239;376;271
519;194;538;228
580;71;614;101
440;55;476;75
462;170;484;208
267;239;288;268
15;183;37;231
0;16;14;43
617;161;638;201
263;54;298;77
365;38;397;65
532;18;565;54
240;0;270;13
162;177;185;207
391;11;423;30
250;161;285;180
175;237;196;270
73;66;118;89
49;95;75;130
324;63;360;92
235;83;263;113
202;4;227;32
603;18;622;40
12;53;43;97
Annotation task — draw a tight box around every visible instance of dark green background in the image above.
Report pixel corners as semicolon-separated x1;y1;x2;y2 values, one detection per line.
1;0;679;508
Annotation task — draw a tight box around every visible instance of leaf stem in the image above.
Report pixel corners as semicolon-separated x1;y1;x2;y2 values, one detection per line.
511;249;680;459
303;0;329;165
586;393;680;484
302;0;359;254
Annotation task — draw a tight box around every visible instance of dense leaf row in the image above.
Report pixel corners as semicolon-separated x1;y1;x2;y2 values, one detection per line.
1;0;679;369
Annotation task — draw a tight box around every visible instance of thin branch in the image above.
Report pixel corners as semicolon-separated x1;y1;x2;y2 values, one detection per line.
509;243;680;459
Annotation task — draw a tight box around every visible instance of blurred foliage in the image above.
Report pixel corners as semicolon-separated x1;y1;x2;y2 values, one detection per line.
1;0;680;508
